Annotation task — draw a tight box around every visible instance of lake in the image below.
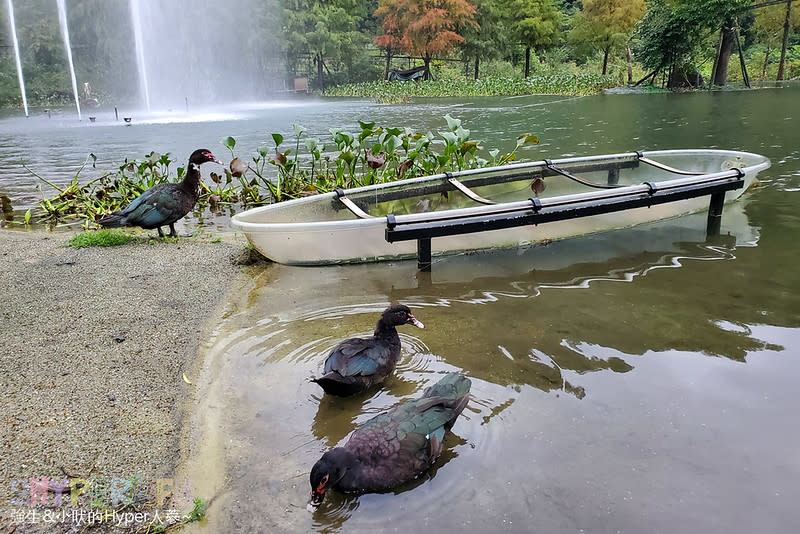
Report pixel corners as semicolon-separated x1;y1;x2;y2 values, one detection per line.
3;86;799;532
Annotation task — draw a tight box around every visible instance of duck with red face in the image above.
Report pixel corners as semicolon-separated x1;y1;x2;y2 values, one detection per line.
97;148;222;238
308;373;471;509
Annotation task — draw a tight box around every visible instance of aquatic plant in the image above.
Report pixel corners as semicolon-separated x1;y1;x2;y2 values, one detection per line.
32;116;538;227
325;74;618;99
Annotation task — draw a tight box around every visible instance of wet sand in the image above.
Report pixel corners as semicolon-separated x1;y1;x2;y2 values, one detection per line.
0;230;252;532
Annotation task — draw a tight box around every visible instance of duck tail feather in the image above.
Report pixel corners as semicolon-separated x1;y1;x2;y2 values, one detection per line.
423;373;471;400
97;212;125;228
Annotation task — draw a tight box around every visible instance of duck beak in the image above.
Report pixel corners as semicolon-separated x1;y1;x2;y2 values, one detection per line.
409;315;424;329
308;490;325;510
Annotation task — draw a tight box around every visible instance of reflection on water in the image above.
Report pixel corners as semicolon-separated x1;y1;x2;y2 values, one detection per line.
185;193;800;532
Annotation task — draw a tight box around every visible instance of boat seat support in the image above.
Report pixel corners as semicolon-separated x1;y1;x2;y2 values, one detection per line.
636;152;704;176
544;160;623;189
446;173;497;205
335;189;374;219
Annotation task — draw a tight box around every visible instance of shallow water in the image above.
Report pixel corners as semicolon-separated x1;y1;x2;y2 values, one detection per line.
5;86;800;532
178;86;800;533
193;200;800;532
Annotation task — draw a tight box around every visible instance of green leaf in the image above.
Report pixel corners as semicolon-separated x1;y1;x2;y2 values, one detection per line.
439;131;458;147
271;133;284;147
444;114;461;131
24;209;31;225
384;135;399;154
222;136;236;151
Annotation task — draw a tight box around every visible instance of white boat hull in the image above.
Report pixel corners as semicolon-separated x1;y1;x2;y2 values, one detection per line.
230;150;770;265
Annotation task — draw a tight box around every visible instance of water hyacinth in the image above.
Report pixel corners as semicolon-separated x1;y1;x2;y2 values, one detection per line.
325;74;618;99
31;116;539;227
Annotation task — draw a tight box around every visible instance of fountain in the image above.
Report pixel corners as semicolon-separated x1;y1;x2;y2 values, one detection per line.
127;0;283;112
129;0;151;112
56;0;81;121
5;0;28;117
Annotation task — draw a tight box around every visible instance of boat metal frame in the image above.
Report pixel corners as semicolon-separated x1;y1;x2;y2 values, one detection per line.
385;167;745;270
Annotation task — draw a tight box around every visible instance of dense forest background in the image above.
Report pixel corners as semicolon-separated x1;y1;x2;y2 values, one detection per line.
0;0;798;108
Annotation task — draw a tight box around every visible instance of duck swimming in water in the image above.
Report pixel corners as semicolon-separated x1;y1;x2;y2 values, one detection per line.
309;372;471;508
312;304;424;397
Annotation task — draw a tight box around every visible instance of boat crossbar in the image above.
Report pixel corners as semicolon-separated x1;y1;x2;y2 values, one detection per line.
385;167;746;270
331;155;642;214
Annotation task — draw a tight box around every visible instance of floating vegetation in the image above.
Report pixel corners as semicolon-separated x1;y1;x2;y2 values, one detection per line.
31;116;538;227
325;74;618;99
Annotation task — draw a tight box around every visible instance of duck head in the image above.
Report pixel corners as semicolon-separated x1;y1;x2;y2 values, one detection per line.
381;304;424;329
189;148;223;166
308;448;355;509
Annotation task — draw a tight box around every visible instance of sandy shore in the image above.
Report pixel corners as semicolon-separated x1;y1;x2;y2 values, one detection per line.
0;230;253;532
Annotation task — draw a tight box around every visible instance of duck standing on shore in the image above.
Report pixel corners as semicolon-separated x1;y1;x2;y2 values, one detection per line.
312;305;425;397
97;148;222;237
308;372;471;508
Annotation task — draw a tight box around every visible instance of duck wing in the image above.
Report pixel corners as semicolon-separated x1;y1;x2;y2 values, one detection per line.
323;337;392;378
116;184;186;228
343;392;468;490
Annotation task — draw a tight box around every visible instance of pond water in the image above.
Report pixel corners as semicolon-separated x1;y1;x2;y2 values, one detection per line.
178;86;800;533
5;86;800;532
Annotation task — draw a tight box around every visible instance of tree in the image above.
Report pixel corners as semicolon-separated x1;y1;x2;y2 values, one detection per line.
635;0;750;89
374;0;478;79
460;0;513;78
283;0;367;92
569;0;646;76
506;0;561;77
776;0;797;80
754;0;800;80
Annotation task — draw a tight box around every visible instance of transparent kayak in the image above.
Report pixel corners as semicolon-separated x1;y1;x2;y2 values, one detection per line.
230;149;770;265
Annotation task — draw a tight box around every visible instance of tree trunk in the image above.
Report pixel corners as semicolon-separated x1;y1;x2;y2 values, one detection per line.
777;0;792;81
524;47;531;78
735;28;750;88
474;56;480;80
712;20;736;86
626;46;634;84
423;53;432;81
316;53;324;94
602;46;610;75
762;43;771;80
383;49;393;81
